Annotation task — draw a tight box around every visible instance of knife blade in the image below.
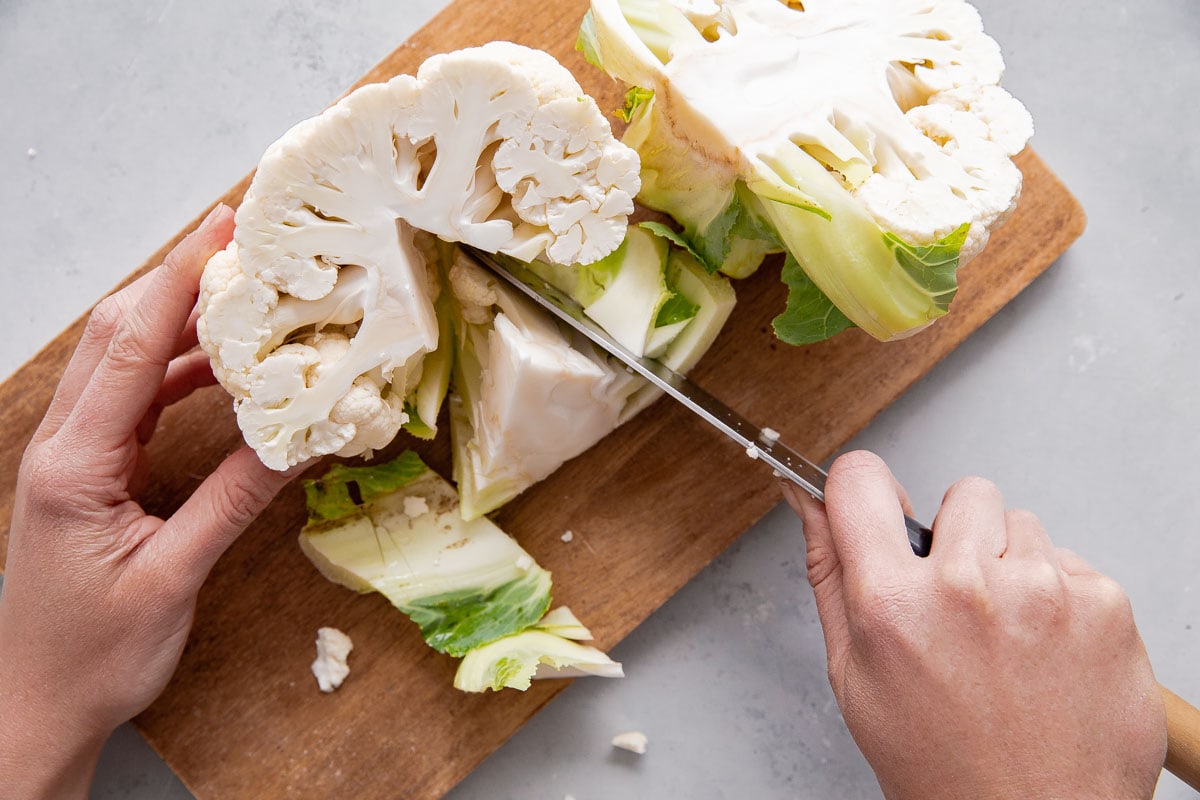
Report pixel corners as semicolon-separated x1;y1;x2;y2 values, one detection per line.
462;245;933;558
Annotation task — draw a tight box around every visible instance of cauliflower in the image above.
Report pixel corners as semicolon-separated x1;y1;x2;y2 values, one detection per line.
298;453;623;692
443;226;734;519
444;249;643;519
199;42;640;470
579;0;1033;342
311;627;353;693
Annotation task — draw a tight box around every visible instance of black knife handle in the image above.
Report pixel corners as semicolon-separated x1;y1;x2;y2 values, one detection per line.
905;515;933;558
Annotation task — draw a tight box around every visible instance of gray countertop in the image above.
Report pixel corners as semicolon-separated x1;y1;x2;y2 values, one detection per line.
2;1;1197;798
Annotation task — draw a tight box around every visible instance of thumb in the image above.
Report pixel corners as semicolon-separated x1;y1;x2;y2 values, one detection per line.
151;447;306;591
781;481;851;665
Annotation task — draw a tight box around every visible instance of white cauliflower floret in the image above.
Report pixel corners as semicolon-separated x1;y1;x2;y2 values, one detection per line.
311;627;353;693
494;99;639;264
199;42;640;470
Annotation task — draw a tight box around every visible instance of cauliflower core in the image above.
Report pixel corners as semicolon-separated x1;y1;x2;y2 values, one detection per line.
199;43;640;469
446;251;644;519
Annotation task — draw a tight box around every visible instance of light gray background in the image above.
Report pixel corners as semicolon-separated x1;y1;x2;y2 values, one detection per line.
1;1;1197;798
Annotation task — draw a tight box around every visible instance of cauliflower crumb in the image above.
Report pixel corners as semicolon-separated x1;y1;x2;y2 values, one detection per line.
772;469;783;478
515;553;535;571
561;530;575;543
745;444;759;460
26;148;37;158
760;427;780;445
611;730;648;754
403;495;430;518
311;627;353;693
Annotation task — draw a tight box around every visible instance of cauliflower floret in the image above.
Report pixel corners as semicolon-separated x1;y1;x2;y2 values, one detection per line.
199;42;640;470
494;98;640;265
311;627;353;693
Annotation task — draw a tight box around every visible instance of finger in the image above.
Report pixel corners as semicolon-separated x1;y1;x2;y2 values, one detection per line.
780;481;852;670
1000;508;1056;562
176;308;201;357
894;479;916;519
65;205;233;450
1055;546;1099;577
931;476;1007;564
136;350;219;445
823;451;918;581
33;269;159;444
150;446;305;587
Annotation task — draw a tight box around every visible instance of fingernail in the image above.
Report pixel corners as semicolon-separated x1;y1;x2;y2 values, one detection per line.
199;203;227;230
779;480;801;509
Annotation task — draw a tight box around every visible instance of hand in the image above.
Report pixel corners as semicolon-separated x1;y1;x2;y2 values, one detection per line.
0;205;302;799
782;451;1166;800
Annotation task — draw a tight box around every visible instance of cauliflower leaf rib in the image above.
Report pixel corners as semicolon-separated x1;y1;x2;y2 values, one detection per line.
198;42;641;470
583;0;1033;343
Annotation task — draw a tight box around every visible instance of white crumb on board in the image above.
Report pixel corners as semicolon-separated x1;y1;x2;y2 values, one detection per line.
611;730;648;754
311;627;353;693
26;147;37;158
772;469;782;478
561;530;574;543
745;444;759;460
515;553;534;571
760;427;780;445
403;495;429;518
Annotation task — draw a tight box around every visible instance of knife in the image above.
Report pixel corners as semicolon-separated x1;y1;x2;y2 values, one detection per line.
463;247;1200;792
462;245;934;558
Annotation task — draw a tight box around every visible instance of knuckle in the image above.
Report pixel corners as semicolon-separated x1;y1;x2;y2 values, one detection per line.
1014;562;1068;620
829;450;885;481
827;451;890;498
17;441;72;515
84;296;125;342
1091;574;1134;618
805;543;838;590
848;579;908;637
944;475;1002;504
161;249;190;279
17;441;51;489
1005;507;1043;530
1023;560;1065;596
211;474;272;532
105;319;156;367
936;561;992;610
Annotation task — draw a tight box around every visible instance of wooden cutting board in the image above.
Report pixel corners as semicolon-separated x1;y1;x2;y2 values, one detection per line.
0;1;1085;797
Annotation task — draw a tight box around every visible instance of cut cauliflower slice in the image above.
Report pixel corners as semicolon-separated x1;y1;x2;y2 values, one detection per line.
580;0;1033;343
199;42;640;470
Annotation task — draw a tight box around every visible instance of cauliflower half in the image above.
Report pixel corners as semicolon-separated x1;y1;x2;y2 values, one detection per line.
580;0;1034;342
199;42;640;470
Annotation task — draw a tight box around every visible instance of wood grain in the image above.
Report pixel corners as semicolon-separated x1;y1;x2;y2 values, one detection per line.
0;0;1086;797
1163;685;1200;791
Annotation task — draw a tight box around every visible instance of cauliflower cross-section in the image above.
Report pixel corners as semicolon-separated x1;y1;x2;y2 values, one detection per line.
199;42;640;470
581;0;1033;342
